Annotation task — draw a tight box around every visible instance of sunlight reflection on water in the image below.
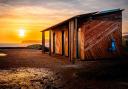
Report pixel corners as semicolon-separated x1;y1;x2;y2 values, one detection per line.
0;53;7;57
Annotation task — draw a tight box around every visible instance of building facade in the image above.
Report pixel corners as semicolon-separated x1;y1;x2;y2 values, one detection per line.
41;9;123;61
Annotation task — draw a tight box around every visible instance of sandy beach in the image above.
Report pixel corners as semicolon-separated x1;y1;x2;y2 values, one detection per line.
0;49;128;89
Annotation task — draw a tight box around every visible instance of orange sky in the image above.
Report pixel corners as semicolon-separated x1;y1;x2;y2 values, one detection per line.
0;6;72;43
0;6;65;43
0;0;127;43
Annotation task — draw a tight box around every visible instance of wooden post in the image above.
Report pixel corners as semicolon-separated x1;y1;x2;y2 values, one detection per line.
69;18;78;63
53;32;55;54
49;30;51;55
42;31;45;53
69;20;71;61
75;18;78;59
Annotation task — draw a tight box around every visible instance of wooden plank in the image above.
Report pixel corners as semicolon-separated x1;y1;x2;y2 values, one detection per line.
80;24;85;60
42;31;45;53
62;31;65;55
64;30;69;56
73;18;78;58
49;30;51;55
69;20;74;61
85;22;118;51
53;32;55;54
55;30;62;54
69;18;78;62
69;21;71;61
51;31;53;53
50;25;68;55
78;28;81;59
78;12;122;60
75;18;78;59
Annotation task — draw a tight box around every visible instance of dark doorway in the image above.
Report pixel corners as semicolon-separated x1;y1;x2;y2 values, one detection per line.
53;32;55;54
62;31;65;56
78;28;81;58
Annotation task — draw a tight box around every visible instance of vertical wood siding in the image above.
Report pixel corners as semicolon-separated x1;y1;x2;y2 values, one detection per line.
64;30;69;56
51;24;69;56
51;30;53;53
79;26;85;60
55;30;62;54
69;19;78;61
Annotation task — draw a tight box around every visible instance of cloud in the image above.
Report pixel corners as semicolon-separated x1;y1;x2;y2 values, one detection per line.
0;0;127;15
0;0;127;30
0;0;127;43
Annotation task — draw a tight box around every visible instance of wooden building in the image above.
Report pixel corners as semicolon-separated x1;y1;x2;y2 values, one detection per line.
41;9;124;61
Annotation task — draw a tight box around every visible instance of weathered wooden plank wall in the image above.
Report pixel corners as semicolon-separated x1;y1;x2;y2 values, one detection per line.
78;26;85;60
69;18;78;61
45;11;122;61
51;30;53;53
50;24;69;55
55;30;62;54
78;12;122;60
64;29;69;56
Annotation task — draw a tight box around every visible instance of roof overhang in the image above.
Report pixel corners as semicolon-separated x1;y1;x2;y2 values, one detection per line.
41;8;124;32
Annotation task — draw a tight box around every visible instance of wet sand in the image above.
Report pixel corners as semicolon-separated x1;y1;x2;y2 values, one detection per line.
0;49;128;89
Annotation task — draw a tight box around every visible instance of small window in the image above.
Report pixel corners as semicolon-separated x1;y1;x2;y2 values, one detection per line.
111;41;116;51
109;38;116;52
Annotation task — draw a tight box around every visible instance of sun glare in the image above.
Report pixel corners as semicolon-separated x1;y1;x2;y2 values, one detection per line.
19;28;25;37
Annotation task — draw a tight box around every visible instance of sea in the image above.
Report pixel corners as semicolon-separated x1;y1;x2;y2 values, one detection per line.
0;43;33;47
0;43;49;47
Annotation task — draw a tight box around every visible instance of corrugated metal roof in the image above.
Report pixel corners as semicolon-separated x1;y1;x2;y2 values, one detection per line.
41;9;123;32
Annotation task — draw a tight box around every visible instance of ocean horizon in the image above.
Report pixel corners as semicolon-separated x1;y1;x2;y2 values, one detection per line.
0;43;39;47
0;43;49;47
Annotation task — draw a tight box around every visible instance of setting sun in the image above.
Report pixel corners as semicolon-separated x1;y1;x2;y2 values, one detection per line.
19;28;25;37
